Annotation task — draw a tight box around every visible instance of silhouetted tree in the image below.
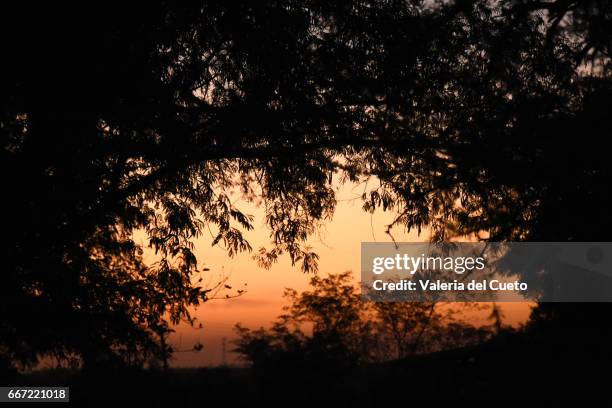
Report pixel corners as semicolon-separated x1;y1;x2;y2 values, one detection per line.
235;273;372;368
234;273;492;367
2;1;610;368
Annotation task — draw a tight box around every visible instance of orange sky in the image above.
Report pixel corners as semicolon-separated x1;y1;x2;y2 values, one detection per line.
137;181;533;367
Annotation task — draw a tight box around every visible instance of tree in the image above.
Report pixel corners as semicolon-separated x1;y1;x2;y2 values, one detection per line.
234;272;492;367
234;273;373;367
2;1;610;368
373;301;439;359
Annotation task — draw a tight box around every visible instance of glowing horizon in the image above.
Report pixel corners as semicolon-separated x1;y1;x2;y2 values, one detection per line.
136;181;533;367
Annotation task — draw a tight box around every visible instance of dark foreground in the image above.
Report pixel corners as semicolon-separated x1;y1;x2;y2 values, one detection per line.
4;334;611;407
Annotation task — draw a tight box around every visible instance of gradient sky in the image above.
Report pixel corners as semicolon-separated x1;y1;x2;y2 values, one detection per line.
138;181;533;367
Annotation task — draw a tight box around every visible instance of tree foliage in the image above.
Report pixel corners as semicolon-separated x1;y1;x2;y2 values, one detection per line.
2;1;611;367
233;273;492;367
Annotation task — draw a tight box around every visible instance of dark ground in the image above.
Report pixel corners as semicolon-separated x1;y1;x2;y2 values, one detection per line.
4;333;611;407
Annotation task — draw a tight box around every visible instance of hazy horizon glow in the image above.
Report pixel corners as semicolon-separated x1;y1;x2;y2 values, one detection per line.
136;182;533;367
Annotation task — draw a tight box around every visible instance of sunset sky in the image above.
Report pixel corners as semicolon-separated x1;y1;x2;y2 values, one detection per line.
138;181;533;367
